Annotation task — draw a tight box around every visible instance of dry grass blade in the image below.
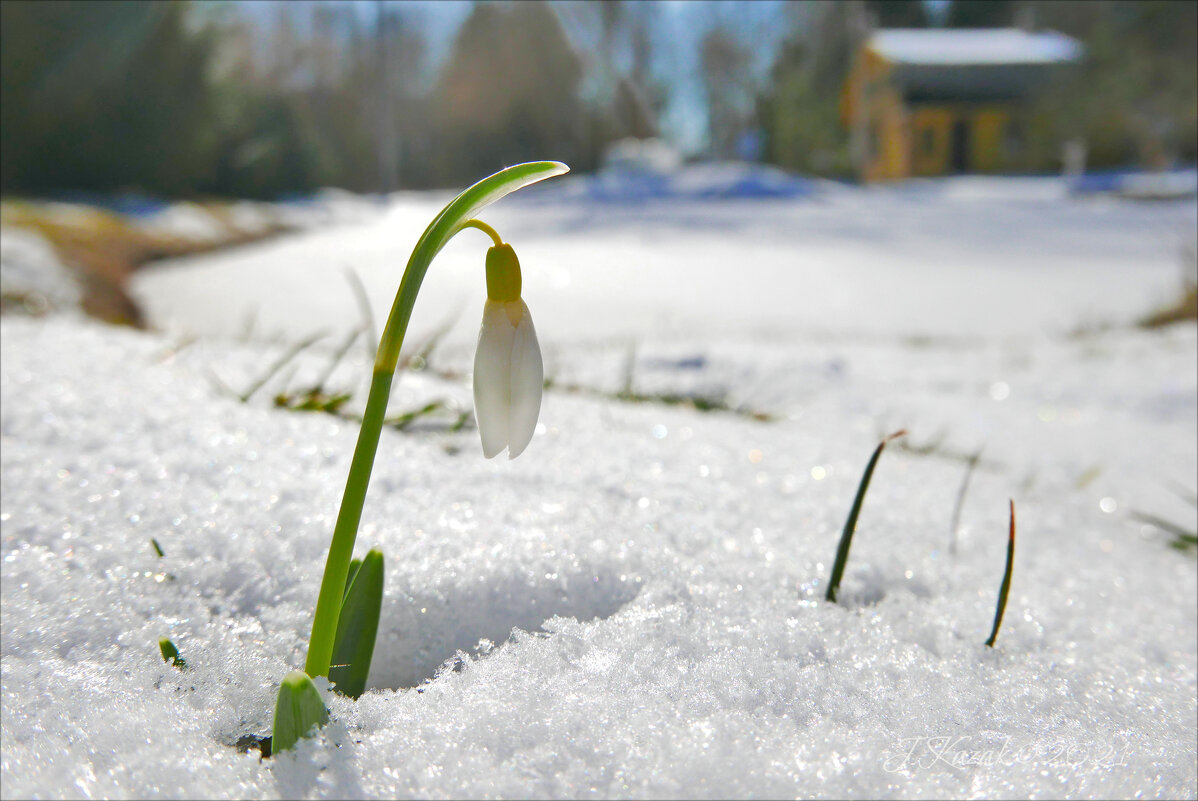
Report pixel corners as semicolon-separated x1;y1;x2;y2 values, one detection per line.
239;332;327;403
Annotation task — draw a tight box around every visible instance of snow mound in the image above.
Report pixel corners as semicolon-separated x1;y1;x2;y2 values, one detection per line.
0;226;83;313
2;315;1195;799
136;202;231;243
570;162;817;203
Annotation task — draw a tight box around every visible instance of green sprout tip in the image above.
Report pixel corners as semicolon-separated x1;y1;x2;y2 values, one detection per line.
825;430;906;604
158;637;186;669
985;499;1016;648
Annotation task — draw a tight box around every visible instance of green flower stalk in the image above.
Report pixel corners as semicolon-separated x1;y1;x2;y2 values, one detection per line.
272;161;568;753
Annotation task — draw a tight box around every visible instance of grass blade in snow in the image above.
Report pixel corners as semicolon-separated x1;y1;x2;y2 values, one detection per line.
271;671;328;755
1128;509;1198;553
948;447;983;555
329;549;383;699
239;332;326;403
985;500;1016;648
158;638;186;669
825;430;906;603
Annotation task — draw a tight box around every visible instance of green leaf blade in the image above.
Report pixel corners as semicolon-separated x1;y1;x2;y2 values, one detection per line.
329;549;384;699
343;557;362;601
985;500;1017;648
271;670;329;755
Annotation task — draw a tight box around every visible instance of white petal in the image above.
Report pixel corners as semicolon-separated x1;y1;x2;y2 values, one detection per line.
505;301;543;459
473;300;515;458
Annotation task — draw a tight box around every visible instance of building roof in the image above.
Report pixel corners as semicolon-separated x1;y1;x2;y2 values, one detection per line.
867;28;1082;67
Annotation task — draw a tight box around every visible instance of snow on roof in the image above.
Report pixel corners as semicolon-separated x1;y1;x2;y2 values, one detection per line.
868;28;1082;66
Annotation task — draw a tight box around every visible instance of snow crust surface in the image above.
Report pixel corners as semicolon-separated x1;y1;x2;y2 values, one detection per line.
3;176;1196;799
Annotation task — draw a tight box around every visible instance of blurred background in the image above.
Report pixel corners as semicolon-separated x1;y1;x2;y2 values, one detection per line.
2;0;1195;198
1;0;1195;327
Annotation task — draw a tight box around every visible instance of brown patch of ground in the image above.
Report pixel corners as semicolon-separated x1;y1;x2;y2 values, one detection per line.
1138;284;1197;328
1;200;290;327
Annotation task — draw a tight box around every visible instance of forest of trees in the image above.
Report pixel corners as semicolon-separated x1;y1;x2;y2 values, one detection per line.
1;0;1194;199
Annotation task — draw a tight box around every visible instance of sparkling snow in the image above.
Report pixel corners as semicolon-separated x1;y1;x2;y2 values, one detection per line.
3;175;1196;799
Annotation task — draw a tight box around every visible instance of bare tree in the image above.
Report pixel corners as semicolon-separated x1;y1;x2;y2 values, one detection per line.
375;0;398;192
700;24;753;158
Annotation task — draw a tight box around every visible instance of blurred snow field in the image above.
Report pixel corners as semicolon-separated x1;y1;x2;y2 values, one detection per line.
0;227;83;314
3;173;1196;798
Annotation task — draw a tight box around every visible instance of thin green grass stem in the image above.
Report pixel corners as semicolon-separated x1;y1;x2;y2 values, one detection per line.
826;430;906;603
948;447;983;556
1128;509;1198;550
985;499;1016;648
310;327;362;394
460;219;504;248
240;331;326;403
344;267;378;364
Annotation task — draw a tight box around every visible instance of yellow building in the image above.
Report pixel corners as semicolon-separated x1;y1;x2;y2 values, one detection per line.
841;28;1082;182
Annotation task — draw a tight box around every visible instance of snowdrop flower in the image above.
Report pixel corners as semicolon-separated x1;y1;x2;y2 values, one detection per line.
473;242;543;459
279;164;568;753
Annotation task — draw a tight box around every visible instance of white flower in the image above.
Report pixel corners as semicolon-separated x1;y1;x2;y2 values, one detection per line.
473;298;543;459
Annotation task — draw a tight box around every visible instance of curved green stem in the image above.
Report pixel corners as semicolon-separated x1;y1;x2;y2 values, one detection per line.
460;219;505;248
302;161;568;678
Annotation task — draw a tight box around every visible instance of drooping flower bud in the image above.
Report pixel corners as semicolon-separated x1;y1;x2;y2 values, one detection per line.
473;244;543;459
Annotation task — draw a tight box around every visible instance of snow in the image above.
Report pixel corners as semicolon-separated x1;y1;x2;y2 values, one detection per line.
1118;170;1198;201
131;174;1194;345
132;193;388;243
136;202;231;243
0;227;83;314
868;28;1083;66
3;174;1197;799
